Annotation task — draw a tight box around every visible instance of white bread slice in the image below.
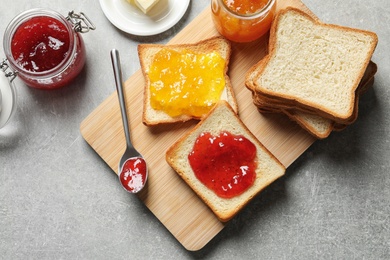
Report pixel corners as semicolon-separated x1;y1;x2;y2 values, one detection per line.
246;59;377;139
285;61;377;137
166;101;285;222
138;36;238;126
251;7;378;124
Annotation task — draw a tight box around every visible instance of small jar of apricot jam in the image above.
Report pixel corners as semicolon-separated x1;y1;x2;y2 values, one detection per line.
211;0;276;42
3;9;95;89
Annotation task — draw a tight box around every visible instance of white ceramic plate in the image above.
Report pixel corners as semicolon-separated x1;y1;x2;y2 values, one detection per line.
99;0;190;36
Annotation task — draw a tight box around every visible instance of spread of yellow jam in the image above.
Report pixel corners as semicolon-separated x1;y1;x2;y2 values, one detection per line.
149;48;226;117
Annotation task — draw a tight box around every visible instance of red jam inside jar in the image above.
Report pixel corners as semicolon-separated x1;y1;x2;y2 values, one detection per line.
3;9;87;89
188;131;257;198
12;17;70;73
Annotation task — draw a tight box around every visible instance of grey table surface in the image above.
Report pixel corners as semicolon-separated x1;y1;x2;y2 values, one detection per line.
1;0;389;259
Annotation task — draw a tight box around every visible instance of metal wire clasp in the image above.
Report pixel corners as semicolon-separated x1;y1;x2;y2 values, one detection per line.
66;11;96;33
0;59;17;82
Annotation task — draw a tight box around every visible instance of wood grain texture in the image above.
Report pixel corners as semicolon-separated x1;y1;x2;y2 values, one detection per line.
80;0;316;251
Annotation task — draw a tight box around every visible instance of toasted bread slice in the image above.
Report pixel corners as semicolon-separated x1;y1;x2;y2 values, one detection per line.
138;36;238;126
247;59;377;139
250;7;378;124
166;101;285;222
285;61;377;137
247;58;377;139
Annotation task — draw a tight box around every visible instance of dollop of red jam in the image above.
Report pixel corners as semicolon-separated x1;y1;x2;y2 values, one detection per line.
119;158;147;193
11;16;70;72
188;131;257;198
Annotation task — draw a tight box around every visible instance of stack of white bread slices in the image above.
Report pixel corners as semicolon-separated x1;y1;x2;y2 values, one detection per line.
245;7;378;139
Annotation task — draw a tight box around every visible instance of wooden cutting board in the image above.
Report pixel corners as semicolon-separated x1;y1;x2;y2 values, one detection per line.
80;0;316;251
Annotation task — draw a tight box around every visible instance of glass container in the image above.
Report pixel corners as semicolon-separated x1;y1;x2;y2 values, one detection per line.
3;9;95;89
211;0;276;42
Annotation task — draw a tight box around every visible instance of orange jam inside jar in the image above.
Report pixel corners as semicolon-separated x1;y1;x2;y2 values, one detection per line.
149;48;226;117
211;0;276;42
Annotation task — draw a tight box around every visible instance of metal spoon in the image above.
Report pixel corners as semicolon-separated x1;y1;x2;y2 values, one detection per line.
110;49;148;193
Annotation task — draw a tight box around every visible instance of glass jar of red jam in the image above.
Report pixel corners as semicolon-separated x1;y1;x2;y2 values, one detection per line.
3;9;95;89
211;0;276;42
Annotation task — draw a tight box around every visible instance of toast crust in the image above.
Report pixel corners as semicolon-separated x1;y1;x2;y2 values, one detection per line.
138;36;238;126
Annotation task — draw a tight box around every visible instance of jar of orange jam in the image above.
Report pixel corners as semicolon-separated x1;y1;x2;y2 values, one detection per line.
211;0;276;42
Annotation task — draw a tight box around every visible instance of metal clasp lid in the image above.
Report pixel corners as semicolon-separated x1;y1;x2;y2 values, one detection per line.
66;11;96;33
0;59;17;82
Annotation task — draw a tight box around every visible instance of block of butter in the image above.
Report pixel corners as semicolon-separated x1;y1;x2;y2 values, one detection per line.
134;0;160;14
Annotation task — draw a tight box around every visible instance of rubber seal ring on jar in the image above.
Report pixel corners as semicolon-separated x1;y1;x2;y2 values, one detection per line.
0;59;17;129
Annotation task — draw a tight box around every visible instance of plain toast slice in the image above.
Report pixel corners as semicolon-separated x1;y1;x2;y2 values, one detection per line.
246;59;377;138
251;7;378;124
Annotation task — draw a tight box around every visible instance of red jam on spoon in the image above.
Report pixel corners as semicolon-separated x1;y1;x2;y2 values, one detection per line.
119;157;148;193
188;131;257;198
